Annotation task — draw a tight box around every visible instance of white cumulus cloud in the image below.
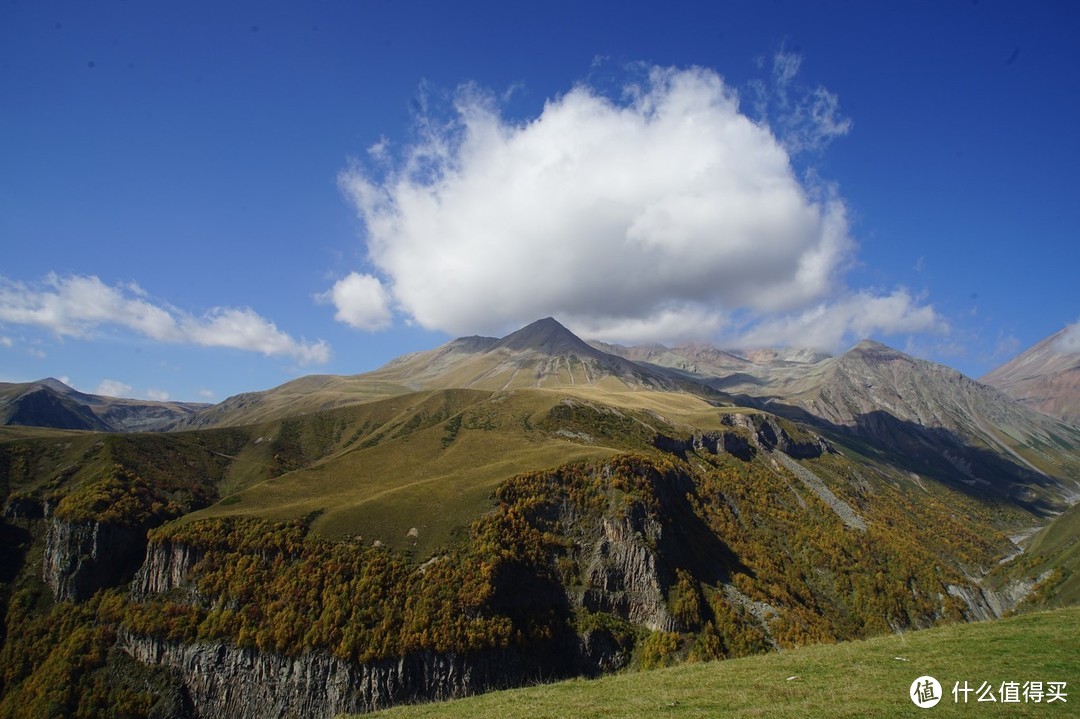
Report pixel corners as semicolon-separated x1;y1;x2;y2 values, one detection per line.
333;63;942;351
178;307;330;365
0;274;329;365
338;65;863;341
317;272;392;331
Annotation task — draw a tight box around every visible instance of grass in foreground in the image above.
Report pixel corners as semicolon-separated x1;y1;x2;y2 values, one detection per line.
352;607;1079;718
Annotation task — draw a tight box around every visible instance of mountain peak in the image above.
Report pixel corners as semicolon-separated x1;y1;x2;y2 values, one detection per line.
849;339;894;353
842;340;918;366
493;317;593;354
36;377;77;394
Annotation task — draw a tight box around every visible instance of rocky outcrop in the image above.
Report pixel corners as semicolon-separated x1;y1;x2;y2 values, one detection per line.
727;412;832;458
653;413;830;463
653;430;754;461
121;532;578;718
946;572;1051;621
131;539;206;600
43;517;148;602
696;430;754;459
96;403;199;432
577;503;676;632
578;628;631;674
655;413;833;462
120;633;561;719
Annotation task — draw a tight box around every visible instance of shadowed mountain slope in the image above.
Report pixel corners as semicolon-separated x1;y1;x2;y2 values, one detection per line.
599;338;1080;511
0;378;207;432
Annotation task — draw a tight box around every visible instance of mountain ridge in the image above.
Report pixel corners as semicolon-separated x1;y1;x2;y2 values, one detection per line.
982;326;1080;425
179;318;714;429
0;378;208;432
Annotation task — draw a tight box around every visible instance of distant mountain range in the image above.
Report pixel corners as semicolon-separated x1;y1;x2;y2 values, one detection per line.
7;319;1077;436
982;325;1080;425
6;319;1079;513
0;377;208;432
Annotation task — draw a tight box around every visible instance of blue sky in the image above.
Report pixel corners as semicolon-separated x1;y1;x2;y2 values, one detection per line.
2;0;1078;403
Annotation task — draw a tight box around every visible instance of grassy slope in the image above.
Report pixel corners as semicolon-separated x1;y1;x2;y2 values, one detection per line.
178;387;732;555
991;500;1080;609
0;426;86;442
1023;502;1080;606
355;607;1080;719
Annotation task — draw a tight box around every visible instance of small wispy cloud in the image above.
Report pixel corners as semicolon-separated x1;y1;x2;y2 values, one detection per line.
145;388;170;402
0;274;330;365
751;46;853;155
1055;321;1080;353
992;331;1021;360
95;378;133;398
728;289;948;353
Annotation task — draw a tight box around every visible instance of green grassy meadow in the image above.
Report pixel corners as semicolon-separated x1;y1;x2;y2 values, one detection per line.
180;386;737;554
991;501;1080;610
353;607;1079;719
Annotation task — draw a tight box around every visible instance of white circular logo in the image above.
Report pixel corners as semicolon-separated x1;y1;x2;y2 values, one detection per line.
910;675;942;708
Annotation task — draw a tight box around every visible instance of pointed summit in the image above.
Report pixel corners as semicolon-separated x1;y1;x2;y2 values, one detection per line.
36;377;77;394
847;339;898;355
493;317;593;354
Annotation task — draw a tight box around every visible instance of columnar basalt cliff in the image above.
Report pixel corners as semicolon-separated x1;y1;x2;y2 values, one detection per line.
121;632;558;719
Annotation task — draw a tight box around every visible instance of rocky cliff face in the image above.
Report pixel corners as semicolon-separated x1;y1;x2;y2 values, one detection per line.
43;514;148;603
945;572;1049;622
577;503;677;633
121;633;556;719
130;538;206;600
653;412;830;463
119;468;689;716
